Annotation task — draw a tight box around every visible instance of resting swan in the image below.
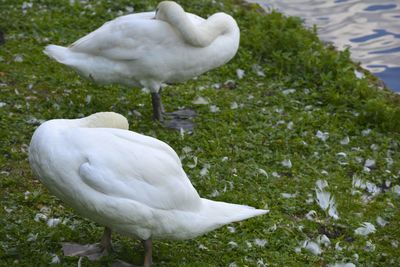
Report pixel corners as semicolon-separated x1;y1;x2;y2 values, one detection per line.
29;112;268;266
44;1;240;125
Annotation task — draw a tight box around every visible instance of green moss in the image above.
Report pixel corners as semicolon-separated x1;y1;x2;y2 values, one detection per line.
1;0;400;266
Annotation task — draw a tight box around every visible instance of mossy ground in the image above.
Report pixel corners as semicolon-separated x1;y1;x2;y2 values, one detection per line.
1;0;400;266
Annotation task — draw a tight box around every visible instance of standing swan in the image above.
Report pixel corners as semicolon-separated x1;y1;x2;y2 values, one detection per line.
29;112;268;266
44;1;240;126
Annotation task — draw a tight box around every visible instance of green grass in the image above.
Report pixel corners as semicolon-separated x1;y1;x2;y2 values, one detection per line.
1;0;400;266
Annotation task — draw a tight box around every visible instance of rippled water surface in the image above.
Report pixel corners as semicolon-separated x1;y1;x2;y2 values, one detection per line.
247;0;400;91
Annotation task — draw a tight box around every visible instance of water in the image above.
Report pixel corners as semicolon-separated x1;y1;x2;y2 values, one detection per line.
247;0;400;91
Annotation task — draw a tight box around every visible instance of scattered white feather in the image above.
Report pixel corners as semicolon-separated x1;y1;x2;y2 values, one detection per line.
212;83;221;89
318;235;331;247
336;152;347;157
316;131;329;141
287;121;294;130
34;213;48;222
364;159;376;168
24;191;31;200
281;159;292;168
370;144;378;151
247;94;254;100
210;105;220;113
85;95;92;104
282;89;296;95
376;216;388;227
354;70;365;79
254;238;267;247
335;242;344;251
391;240;399;248
4;207;13;213
198;244;208;250
315;189;339;220
182;146;192;154
354;222;376;236
392;185;400;196
305;210;317;221
321;170;329;175
340;136;350;145
228;262;238;267
230;101;238;109
268;224;277;232
302;240;321;255
252;64;265;77
352;176;366;189
47;218;62;227
361;129;371;136
236;68;245;79
227;226;236;233
258;168;268;177
192;96;209;105
14;54;24;62
50;254;60;264
366;182;380;195
329;263;355;267
364;240;375;252
27;233;38;242
316;179;328;190
228;241;238;247
221;156;229;162
125;6;134;13
281;193;297;199
271;172;280;178
306;197;314;204
199;164;210;177
208;189;219;198
0;102;6;108
187;156;198;169
257;258;267;267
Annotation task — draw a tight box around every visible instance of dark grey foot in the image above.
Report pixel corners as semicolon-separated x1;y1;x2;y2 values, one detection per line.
163;109;197;132
61;242;108;261
62;227;112;261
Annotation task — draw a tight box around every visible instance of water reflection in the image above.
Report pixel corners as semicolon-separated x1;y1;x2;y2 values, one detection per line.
247;0;400;91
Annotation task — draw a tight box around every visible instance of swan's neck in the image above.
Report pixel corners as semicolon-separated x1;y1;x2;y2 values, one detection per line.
156;2;238;47
183;13;238;47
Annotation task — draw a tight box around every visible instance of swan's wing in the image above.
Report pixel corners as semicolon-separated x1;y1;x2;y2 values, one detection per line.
69;12;172;60
69;12;205;60
72;128;201;211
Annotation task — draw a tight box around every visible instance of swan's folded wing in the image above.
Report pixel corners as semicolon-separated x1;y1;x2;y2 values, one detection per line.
76;129;201;211
69;12;176;61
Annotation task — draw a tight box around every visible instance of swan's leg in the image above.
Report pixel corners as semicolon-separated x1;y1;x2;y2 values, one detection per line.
151;92;163;121
142;239;153;267
111;239;153;267
100;227;113;253
62;227;112;260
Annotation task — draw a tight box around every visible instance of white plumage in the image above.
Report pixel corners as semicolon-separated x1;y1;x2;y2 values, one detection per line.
29;112;267;265
44;1;240;121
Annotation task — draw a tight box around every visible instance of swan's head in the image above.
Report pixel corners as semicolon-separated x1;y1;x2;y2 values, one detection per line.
155;1;185;22
82;112;129;130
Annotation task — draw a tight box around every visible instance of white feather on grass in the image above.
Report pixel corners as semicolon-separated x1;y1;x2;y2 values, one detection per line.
315;180;339;220
302;240;321;255
354;222;376;236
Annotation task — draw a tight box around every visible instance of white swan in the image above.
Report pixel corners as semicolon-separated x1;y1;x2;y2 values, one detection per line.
44;1;240;123
29;112;268;266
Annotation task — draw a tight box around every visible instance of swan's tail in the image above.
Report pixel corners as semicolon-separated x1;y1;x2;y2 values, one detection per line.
44;45;69;63
193;198;269;236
